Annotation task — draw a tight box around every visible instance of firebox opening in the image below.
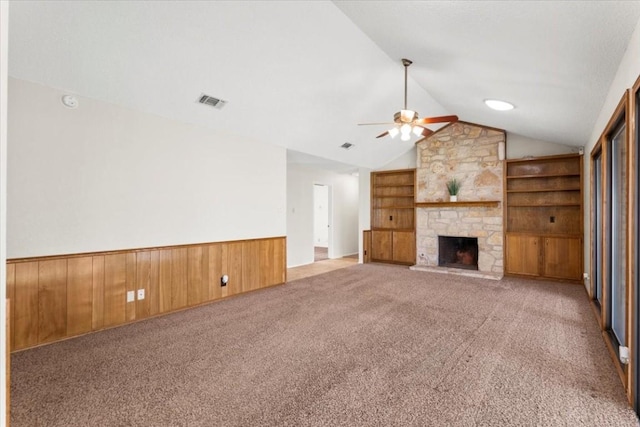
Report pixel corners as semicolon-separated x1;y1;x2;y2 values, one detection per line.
438;236;478;270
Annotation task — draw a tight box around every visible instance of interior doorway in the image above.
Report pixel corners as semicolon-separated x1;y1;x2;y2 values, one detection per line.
313;184;330;261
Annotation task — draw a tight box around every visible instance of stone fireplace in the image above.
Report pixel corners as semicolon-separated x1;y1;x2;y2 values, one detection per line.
410;122;505;279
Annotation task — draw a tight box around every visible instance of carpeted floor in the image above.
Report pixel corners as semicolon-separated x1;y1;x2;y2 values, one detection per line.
11;264;640;426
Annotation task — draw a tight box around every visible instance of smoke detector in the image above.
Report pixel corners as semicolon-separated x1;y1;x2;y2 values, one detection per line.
61;95;78;109
197;93;227;110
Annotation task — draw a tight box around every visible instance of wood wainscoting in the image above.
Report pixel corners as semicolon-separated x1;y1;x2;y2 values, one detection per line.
5;237;286;352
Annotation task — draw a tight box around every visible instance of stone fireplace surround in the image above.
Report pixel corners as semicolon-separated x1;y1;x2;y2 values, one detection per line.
409;122;505;280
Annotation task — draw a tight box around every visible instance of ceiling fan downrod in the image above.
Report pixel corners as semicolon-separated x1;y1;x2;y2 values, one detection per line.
402;58;412;111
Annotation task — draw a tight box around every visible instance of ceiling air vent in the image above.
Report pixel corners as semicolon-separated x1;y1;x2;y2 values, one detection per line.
341;142;354;150
197;94;227;109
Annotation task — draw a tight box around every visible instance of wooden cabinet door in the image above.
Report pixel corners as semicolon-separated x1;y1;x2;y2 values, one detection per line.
543;236;582;280
363;230;371;263
371;230;392;261
392;231;416;264
505;234;540;276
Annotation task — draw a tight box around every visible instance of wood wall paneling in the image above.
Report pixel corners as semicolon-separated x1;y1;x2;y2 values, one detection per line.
208;243;226;301
66;257;94;337
37;259;67;344
259;239;273;288
227;242;243;296
259;237;285;287
14;261;39;350
274;238;286;285
200;245;211;302
135;251;152;320
103;254;127;327
158;249;172;314
91;256;105;331
171;248;188;310
6;299;9;425
243;240;261;292
125;253;137;322
6;264;15;349
148;251;160;317
187;246;206;306
6;237;286;351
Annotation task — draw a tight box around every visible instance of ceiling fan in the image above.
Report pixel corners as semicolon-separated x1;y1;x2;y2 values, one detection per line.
359;58;458;141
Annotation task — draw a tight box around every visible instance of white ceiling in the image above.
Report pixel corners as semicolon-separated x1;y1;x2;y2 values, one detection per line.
8;1;640;172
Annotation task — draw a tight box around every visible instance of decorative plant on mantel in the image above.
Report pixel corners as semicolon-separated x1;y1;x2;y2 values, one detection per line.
446;178;461;202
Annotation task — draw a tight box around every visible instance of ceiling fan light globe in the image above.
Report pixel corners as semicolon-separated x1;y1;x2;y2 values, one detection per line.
400;133;411;142
388;127;400;138
412;126;425;136
400;109;416;123
400;124;412;135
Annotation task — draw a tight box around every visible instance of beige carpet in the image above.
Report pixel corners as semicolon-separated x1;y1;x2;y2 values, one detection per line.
11;264;639;426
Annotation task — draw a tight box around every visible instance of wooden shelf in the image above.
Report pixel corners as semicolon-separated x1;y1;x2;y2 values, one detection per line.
507;188;580;193
506;231;583;238
374;184;415;188
415;201;500;208
506;173;581;179
372;206;415;209
508;203;581;207
373;195;415;198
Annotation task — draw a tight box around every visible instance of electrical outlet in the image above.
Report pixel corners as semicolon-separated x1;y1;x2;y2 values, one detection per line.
126;291;135;303
137;289;145;300
583;273;589;280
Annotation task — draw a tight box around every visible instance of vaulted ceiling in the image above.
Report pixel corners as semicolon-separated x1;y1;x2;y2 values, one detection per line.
8;1;640;171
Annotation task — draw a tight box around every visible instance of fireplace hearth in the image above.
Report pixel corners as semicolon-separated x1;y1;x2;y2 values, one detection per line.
438;236;478;270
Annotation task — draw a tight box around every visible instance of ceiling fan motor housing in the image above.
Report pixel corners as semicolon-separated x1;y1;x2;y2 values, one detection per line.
394;110;417;124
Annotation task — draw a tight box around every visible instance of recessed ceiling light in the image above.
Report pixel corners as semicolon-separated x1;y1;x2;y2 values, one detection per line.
484;99;514;111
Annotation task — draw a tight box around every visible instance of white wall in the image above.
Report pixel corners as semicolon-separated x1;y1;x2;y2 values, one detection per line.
375;148;417;171
8;78;287;258
313;184;329;247
358;167;371;263
506;133;577;159
287;164;358;267
583;16;640;278
1;2;9;424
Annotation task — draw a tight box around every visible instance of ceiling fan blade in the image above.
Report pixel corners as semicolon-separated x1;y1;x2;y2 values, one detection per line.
414;115;459;125
358;122;396;126
419;127;434;138
376;131;390;138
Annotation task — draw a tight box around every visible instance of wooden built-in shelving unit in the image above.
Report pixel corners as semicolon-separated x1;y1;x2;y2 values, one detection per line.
504;153;583;281
370;169;416;265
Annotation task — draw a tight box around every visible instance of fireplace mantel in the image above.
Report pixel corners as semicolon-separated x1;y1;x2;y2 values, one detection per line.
415;201;500;208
